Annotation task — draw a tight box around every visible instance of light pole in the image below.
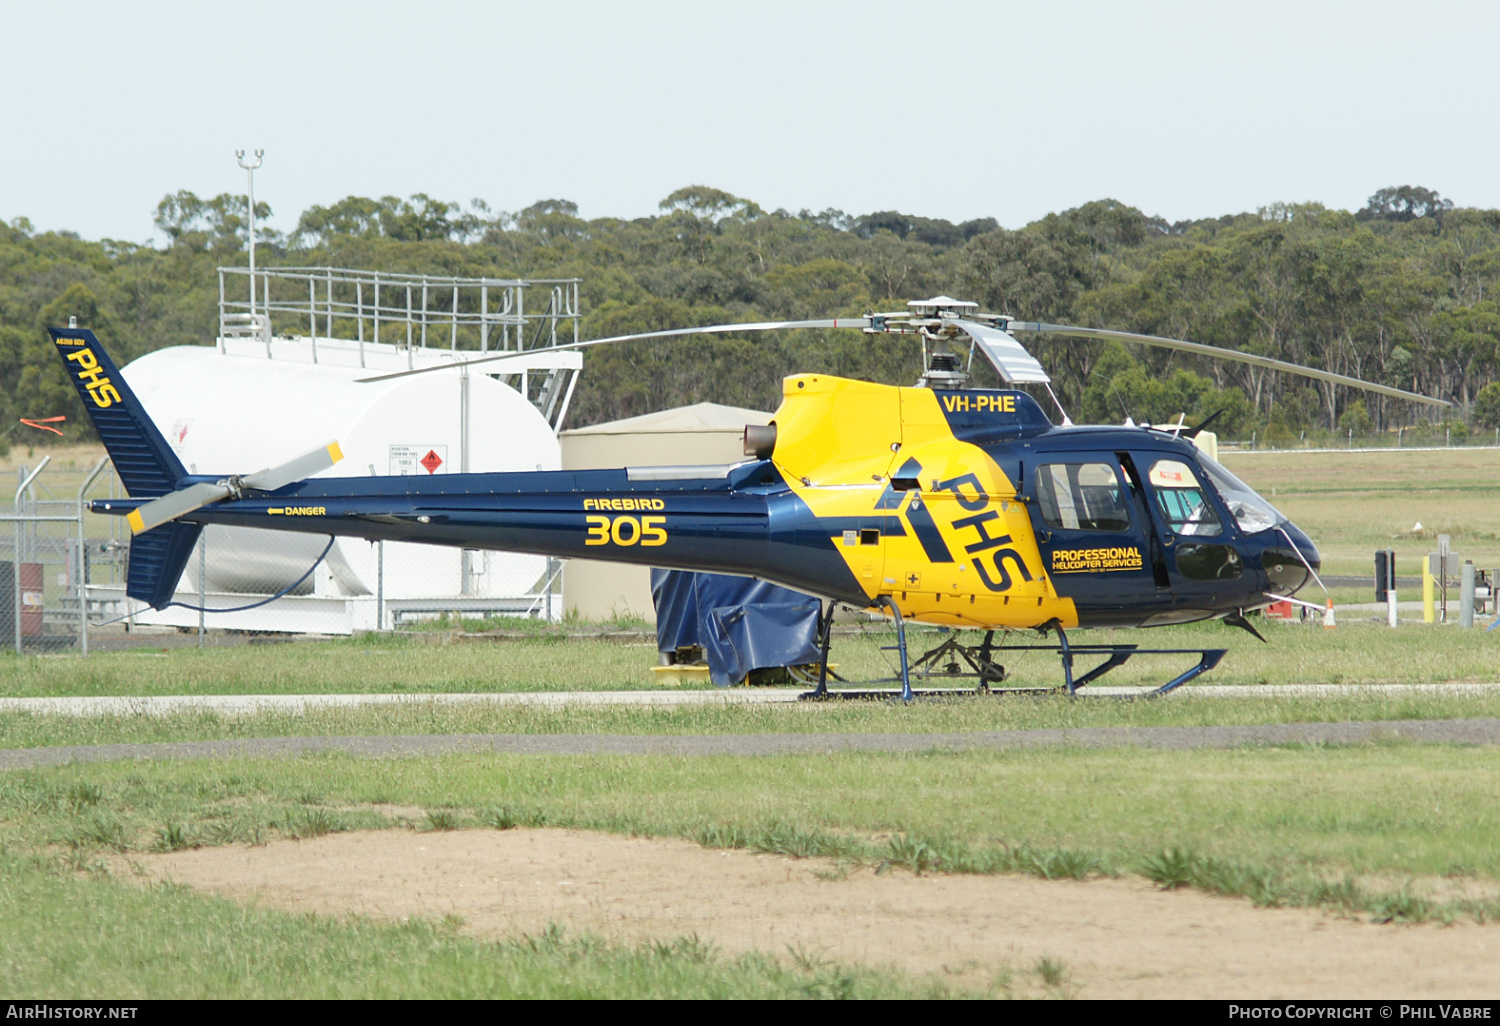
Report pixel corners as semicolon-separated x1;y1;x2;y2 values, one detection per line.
235;149;264;319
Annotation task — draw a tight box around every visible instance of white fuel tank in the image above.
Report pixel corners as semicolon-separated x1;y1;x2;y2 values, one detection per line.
122;343;560;601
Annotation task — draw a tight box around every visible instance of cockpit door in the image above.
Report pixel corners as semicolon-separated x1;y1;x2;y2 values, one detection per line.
1129;452;1248;605
1026;453;1161;625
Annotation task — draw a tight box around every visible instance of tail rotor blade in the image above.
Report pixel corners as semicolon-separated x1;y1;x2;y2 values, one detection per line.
126;481;233;535
241;442;344;492
126;442;343;534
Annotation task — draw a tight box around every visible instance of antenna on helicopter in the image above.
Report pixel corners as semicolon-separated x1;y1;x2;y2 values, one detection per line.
1043;383;1074;427
1183;409;1226;439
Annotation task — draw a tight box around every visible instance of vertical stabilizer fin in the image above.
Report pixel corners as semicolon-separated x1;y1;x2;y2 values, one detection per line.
48;327;200;608
47;327;185;498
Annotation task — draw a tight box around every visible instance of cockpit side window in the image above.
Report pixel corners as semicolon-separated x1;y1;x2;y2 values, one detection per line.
1036;462;1131;532
1148;459;1222;536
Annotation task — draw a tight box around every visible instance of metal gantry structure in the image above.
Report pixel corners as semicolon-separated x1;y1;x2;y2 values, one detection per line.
218;266;580;358
217;266;584;429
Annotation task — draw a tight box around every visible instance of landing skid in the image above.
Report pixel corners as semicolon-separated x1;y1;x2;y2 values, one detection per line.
800;606;1227;702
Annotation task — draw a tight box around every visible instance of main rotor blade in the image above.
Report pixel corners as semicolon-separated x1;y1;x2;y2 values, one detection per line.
126;481;232;535
242;441;344;492
356;319;871;383
954;320;1050;385
1009;322;1450;407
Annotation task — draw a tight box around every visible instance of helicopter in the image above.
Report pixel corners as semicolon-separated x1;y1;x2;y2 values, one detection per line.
48;297;1447;699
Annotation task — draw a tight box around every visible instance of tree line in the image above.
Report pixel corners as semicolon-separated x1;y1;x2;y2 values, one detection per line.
2;182;1498;452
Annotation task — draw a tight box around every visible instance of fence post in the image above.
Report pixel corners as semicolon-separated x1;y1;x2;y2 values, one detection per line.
11;520;18;655
1439;534;1450;623
79;530;87;657
77;456;110;658
13;457;49;654
197;536;206;648
308;276;318;363
377;540;385;631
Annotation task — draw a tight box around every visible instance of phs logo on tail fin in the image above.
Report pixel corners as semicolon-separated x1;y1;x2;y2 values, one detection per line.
57;339;123;408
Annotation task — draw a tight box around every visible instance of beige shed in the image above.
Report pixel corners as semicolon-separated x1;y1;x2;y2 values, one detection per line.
560;402;775;622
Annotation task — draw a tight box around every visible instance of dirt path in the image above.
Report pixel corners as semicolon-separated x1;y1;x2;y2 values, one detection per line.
121;827;1499;999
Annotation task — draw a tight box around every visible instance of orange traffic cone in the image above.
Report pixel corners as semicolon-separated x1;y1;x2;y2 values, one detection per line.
1323;600;1336;629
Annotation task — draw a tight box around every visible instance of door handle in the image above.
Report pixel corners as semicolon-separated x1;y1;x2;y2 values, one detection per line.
1036;530;1051;544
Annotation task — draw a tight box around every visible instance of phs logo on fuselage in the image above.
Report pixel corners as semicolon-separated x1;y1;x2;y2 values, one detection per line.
62;346;122;408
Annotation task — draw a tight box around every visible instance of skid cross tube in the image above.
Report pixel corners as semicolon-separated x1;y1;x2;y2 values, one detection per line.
798;618;1226;698
978;637;1227;697
907;630;1008;690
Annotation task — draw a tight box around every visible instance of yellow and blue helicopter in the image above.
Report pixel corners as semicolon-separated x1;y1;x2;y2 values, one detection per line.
49;297;1446;699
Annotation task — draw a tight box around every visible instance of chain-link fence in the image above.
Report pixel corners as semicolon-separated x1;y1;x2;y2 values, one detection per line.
134;527;561;634
1;454;122;653
3;457;562;651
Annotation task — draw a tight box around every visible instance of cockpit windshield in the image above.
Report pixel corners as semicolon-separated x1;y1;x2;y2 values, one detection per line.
1196;453;1286;535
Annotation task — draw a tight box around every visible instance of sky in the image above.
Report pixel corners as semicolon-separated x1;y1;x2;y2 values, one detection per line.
4;0;1498;244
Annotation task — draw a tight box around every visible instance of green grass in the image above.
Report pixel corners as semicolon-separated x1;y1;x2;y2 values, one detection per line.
5;688;1500;751
8;744;1500;908
1;617;1496;700
8;725;1500;992
0;632;668;696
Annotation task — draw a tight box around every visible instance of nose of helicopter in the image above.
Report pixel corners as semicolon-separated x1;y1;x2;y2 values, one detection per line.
1259;520;1321;595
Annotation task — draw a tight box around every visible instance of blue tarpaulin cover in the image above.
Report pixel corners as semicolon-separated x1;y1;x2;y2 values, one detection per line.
651;569;824;686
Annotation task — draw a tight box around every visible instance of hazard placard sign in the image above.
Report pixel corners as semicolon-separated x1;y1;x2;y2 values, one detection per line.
389;444;448;475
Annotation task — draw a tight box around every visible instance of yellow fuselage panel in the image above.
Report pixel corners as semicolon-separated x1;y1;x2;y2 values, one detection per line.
773;375;1078;630
772;375;902;486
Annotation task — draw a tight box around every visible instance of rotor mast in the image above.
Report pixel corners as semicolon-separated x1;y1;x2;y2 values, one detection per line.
903;297;980;389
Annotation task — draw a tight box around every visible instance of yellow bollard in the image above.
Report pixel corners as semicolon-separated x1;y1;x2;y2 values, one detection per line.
1423;558;1436;623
